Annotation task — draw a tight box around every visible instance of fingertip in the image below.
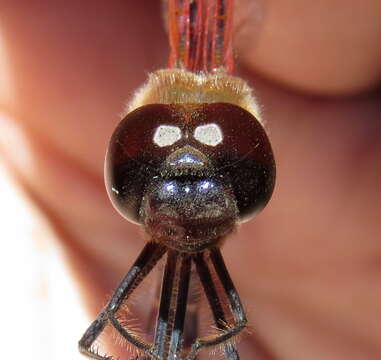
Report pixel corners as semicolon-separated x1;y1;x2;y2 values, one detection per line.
234;0;381;96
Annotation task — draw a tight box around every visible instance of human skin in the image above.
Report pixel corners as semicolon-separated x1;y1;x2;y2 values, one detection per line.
0;1;381;359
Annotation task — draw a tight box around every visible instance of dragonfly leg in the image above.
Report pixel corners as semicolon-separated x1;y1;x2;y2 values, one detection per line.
193;251;241;360
79;242;166;360
186;248;247;360
167;253;191;357
152;251;191;359
78;312;110;360
209;248;247;326
182;267;200;352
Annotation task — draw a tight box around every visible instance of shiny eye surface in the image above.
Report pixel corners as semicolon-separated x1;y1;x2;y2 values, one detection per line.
105;102;275;223
193;103;276;221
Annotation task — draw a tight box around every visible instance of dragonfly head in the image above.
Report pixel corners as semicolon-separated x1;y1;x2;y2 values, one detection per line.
105;102;276;251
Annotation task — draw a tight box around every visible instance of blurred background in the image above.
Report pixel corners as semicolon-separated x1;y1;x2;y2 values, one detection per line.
1;1;381;359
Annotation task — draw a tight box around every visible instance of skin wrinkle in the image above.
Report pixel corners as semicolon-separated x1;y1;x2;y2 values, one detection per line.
0;1;381;359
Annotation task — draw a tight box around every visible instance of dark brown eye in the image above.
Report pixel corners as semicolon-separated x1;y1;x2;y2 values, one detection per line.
104;104;183;223
105;102;275;224
191;103;276;221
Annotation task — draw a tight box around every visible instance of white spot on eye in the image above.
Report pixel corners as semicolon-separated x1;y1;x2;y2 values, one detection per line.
111;187;119;195
153;125;182;147
194;123;223;146
184;186;191;193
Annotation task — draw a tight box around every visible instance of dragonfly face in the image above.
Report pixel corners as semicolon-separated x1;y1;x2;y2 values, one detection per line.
80;1;276;359
105;102;275;251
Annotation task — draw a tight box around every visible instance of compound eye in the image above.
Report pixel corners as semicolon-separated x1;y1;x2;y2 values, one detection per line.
193;123;223;146
190;103;276;222
153;125;182;147
105;104;184;224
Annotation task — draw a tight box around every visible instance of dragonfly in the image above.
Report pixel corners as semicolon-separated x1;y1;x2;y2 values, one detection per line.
79;0;275;359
